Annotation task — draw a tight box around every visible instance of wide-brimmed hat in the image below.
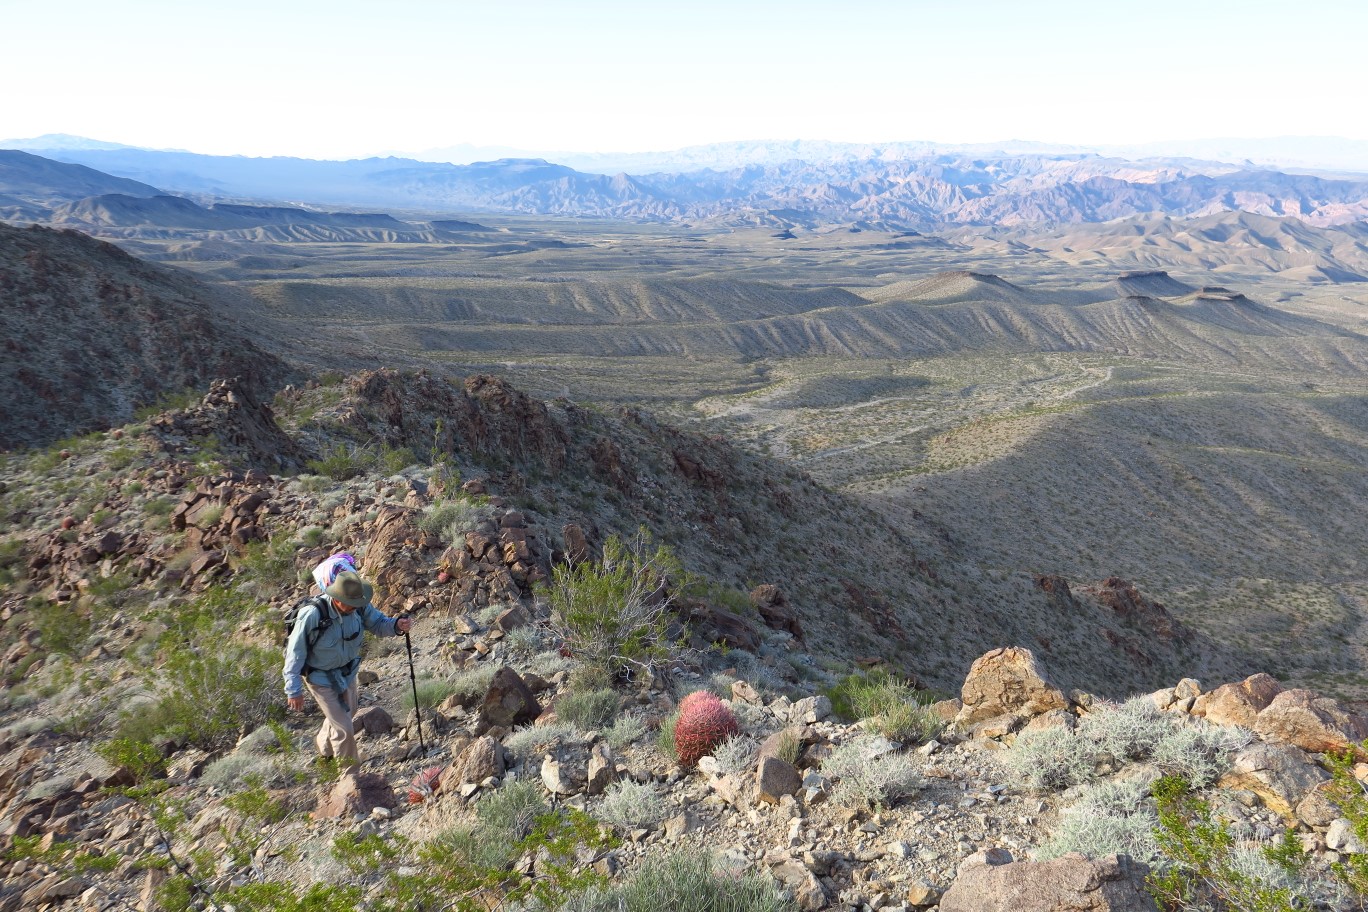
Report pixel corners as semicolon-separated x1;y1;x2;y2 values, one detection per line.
325;570;373;608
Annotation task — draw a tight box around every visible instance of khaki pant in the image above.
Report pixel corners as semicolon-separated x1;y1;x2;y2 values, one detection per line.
306;677;359;764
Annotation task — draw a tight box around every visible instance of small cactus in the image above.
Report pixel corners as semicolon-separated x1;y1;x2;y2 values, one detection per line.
671;691;740;767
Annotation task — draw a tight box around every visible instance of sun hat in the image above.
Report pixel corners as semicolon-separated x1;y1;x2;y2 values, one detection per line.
324;570;374;608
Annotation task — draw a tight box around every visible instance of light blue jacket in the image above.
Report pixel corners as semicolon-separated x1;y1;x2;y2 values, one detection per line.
282;597;400;698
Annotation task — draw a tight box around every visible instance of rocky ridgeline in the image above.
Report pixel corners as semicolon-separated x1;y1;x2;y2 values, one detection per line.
2;626;1367;912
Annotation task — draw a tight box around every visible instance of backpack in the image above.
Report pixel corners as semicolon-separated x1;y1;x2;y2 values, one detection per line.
282;594;334;652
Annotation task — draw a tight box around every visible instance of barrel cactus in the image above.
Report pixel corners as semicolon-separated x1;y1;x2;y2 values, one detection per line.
672;691;740;767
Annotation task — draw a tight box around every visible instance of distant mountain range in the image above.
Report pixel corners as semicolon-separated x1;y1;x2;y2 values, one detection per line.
4;141;1368;231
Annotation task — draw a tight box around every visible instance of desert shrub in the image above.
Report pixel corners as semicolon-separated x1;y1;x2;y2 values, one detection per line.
31;601;92;656
556;689;620;730
1038;780;1161;865
821;735;923;809
560;848;795;912
201;754;276;792
771;728;802;766
379;443;418;475
548;529;683;679
117;642;280;750
824;669;939;743
568;663;616;694
238;724;290;756
237;536;298;593
1005;701;1248;795
604;712;648;749
711;736;757;778
1001;723;1097;793
448;664;498;701
0;538;26;588
94;737;166;784
1326;747;1368;897
419;496;484;541
1078;696;1178;764
504;721;576;757
1151;721;1254;787
405;678;458;712
595;780;665;829
306;442;375;481
477;779;548;835
1149;775;1312;912
506;625;545;653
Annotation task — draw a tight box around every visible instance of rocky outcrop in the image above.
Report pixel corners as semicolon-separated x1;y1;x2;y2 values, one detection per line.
1254;689;1368;756
149;377;303;472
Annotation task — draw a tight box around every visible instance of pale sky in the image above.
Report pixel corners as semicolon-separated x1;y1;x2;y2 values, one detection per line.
3;0;1365;160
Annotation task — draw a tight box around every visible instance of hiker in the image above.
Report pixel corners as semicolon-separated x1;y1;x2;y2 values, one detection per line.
283;570;412;766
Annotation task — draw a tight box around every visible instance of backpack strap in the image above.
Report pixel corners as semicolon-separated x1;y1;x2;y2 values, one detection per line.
301;595;335;674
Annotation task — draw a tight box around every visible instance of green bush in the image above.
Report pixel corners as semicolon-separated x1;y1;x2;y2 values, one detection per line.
306;442;376;481
549;529;684;679
1149;775;1311;912
94;737;166;784
405;678;458;712
118;642;280;750
561;849;795;912
823;669;939;743
31;601;92;656
556;688;620;730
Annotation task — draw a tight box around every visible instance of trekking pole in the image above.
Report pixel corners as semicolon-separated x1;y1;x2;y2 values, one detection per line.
402;622;426;753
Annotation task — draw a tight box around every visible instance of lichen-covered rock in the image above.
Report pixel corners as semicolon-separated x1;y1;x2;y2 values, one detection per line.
1254;689;1368;755
1193;673;1282;728
1217;742;1329;818
940;850;1158;912
957;647;1069;727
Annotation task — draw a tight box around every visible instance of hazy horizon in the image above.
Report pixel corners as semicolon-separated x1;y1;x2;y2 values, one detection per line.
4;0;1366;162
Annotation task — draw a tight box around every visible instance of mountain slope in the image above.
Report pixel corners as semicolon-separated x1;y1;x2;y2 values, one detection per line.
0;223;297;448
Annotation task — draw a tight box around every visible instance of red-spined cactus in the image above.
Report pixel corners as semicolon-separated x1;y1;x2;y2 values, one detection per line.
672;691;740;767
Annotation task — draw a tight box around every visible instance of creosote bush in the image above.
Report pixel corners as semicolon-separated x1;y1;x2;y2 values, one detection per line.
549;528;683;680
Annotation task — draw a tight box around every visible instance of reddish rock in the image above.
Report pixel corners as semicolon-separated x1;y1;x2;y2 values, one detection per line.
353;706;394;736
478;667;542;732
313;770;399;819
750;584;804;643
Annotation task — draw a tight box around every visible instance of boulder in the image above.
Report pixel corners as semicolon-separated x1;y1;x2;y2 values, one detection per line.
1295;781;1340;829
956;647;1069;726
478;667;542;732
1217;743;1329;818
1254;689;1368;755
756;756;802;804
353;706;394;736
458;736;505;784
939;851;1158;912
314;770;399;819
1193;674;1283;728
586;742;616;796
